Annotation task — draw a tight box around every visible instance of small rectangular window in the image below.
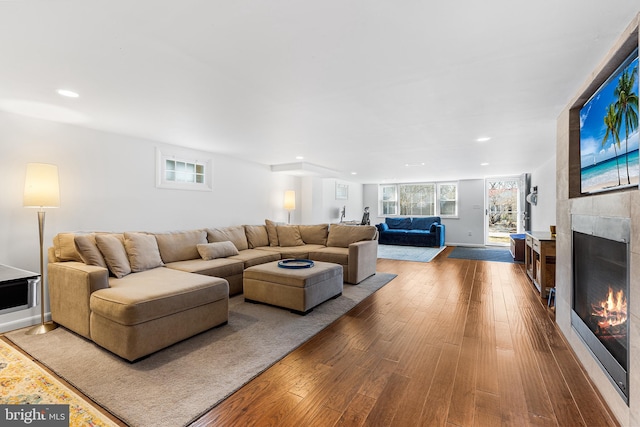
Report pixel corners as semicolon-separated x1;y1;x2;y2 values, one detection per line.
156;148;212;191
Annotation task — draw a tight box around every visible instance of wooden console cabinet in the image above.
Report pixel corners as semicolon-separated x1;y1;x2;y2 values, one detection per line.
524;232;556;298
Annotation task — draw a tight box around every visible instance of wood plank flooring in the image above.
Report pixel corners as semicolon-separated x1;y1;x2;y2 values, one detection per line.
3;247;618;426
193;247;618;427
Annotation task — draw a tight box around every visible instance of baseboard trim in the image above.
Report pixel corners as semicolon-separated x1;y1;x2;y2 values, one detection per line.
0;312;51;334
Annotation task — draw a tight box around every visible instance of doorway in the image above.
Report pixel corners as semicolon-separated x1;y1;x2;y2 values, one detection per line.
485;176;525;246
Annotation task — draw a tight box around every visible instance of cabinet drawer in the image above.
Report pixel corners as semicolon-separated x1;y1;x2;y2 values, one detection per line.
525;235;533;246
532;239;540;252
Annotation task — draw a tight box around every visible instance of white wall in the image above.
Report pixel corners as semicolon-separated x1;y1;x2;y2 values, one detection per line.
0;111;298;332
298;177;364;225
322;179;364;224
445;179;485;246
530;154;557;232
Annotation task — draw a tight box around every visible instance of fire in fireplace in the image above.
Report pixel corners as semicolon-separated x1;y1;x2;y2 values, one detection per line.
571;215;630;404
592;287;627;334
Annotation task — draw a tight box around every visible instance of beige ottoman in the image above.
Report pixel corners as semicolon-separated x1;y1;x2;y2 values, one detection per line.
243;260;343;314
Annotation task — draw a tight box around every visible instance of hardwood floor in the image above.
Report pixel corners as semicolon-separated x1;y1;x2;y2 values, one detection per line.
192;247;618;427
3;248;618;426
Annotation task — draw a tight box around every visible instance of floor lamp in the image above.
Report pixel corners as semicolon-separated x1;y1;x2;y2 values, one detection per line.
24;163;60;335
284;190;295;224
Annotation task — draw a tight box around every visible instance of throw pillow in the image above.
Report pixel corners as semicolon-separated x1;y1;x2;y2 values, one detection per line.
53;233;83;262
154;230;207;263
197;241;240;260
244;225;269;248
95;234;131;278
327;224;377;248
74;234;108;268
430;222;437;233
265;219;280;246
299;224;329;245
124;232;164;272
276;225;305;247
207;226;249;251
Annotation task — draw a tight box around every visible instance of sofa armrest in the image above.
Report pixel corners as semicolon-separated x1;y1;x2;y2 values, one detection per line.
435;224;445;246
377;223;389;232
48;261;109;339
347;239;378;284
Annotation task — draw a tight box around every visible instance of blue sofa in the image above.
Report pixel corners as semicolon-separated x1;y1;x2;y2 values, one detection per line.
376;217;445;247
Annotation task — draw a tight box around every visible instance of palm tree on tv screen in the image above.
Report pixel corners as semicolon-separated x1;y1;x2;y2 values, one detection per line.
603;103;622;186
614;65;639;185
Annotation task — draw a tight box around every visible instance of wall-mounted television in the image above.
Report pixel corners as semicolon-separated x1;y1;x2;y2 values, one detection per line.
579;48;639;195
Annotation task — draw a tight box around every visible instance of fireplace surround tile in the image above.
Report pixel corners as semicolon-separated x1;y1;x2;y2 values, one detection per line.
630;314;640;424
631;194;640;252
631;252;640;321
592;192;632;218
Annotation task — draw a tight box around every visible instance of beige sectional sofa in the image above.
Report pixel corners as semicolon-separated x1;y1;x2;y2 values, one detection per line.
47;222;378;361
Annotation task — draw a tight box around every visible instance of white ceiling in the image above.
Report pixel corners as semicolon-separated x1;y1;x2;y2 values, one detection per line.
1;1;638;183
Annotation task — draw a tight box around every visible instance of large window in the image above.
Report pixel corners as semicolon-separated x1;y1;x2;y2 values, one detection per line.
156;147;213;191
400;183;435;215
379;182;458;217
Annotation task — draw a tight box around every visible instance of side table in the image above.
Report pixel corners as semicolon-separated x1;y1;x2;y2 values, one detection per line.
524;232;556;298
0;264;39;315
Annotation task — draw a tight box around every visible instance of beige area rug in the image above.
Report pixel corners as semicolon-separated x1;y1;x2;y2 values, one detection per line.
0;339;119;427
6;272;396;427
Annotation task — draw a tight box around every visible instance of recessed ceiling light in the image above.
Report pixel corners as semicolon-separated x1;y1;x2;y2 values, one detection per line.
480;162;489;166
476;137;491;142
295;156;304;160
351;172;357;175
57;89;79;98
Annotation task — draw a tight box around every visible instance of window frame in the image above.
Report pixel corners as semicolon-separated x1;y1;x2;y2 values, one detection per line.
379;184;398;216
156;147;213;191
378;181;458;219
437;182;458;217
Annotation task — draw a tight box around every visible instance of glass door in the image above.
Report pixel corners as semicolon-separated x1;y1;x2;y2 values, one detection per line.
485;176;523;246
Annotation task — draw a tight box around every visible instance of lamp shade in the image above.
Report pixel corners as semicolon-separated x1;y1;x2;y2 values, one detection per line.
283;190;296;211
23;163;60;208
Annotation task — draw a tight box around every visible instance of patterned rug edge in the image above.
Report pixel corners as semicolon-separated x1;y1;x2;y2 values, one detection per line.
0;337;121;427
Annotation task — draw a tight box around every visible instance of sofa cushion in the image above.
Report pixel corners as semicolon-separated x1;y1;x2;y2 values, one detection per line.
276;225;305;247
207;226;249;251
95;234;131;279
410;217;434;230
74;234;107;268
197;241;239;260
299;224;329;245
309;246;349;266
90;268;228;326
256;244;325;259
227;249;281;269
164;257;244;278
385;217;412;229
53;232;83;262
265;219;281;246
124;232;164;272
326;224;377;248
154;230;207;263
244;225;269;249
